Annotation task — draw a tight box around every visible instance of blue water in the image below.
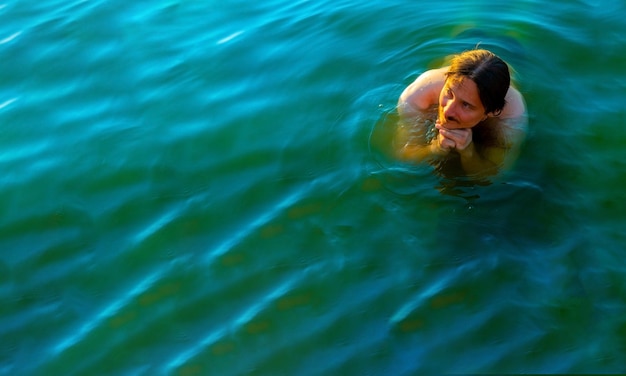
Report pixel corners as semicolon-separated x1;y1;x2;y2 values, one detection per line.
2;0;626;374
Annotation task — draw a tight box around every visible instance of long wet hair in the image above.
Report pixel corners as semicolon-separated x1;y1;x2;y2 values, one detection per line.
445;49;510;115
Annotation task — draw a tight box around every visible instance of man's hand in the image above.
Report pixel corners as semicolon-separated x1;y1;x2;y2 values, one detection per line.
435;121;473;151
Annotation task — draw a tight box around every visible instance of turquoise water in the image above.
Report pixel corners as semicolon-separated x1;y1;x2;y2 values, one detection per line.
2;0;626;374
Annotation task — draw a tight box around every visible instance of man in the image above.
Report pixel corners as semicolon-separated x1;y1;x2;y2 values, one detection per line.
396;49;527;177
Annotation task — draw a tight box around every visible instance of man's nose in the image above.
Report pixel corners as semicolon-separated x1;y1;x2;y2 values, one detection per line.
443;100;456;119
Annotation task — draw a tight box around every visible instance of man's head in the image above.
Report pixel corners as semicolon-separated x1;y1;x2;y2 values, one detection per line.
438;49;510;129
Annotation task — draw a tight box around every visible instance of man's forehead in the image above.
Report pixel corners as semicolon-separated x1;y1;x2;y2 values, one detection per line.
445;75;470;89
445;76;482;106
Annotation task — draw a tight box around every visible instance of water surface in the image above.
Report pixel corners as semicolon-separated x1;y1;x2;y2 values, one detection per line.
2;0;626;374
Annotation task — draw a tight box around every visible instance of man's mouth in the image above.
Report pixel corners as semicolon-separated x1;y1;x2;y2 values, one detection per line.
438;119;457;128
437;110;457;125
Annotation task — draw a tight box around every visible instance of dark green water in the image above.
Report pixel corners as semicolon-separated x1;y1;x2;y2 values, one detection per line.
2;0;626;374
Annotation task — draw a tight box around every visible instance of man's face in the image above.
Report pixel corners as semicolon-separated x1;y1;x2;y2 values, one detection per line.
438;76;488;129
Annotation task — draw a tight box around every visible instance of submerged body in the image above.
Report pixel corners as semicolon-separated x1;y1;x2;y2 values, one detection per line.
396;52;527;178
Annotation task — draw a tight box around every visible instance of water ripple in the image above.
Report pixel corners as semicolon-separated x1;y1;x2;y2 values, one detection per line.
2;0;625;374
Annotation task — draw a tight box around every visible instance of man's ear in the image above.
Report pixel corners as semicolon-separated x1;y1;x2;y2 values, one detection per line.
487;108;503;118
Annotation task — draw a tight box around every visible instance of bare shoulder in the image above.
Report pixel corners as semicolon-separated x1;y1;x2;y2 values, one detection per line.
498;86;528;148
398;67;448;113
501;85;526;119
491;87;528;160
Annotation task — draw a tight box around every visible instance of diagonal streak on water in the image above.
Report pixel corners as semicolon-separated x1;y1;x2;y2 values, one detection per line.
163;271;304;372
50;267;165;357
164;173;350;372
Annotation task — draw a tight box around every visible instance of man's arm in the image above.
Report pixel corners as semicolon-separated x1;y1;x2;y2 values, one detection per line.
395;68;449;162
435;122;501;176
457;143;501;176
438;118;527;177
397;67;447;115
396;140;447;162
